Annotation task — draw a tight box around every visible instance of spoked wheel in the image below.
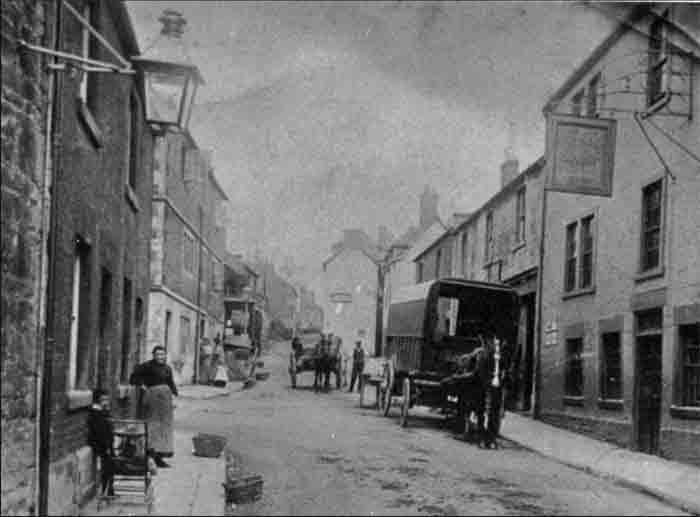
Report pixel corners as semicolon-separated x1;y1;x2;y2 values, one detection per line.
400;376;411;428
381;360;394;416
289;354;297;389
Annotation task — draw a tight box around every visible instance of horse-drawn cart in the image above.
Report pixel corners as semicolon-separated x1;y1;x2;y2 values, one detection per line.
378;278;518;444
289;333;342;390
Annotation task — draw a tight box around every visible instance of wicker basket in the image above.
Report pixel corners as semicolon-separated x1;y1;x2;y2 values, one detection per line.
192;433;227;458
223;474;263;504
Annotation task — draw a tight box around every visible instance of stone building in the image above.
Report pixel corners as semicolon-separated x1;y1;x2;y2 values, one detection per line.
147;128;229;386
537;5;699;465
1;1;54;514
2;0;154;514
322;229;382;357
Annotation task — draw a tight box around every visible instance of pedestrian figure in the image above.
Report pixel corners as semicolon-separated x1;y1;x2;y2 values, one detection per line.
348;340;365;393
199;337;213;385
313;336;332;393
292;336;303;358
88;389;115;496
129;345;178;467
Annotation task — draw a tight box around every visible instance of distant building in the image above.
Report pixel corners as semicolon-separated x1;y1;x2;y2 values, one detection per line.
322;229;382;357
223;253;265;350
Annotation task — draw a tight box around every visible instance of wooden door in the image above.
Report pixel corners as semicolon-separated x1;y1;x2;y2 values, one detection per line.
636;335;663;454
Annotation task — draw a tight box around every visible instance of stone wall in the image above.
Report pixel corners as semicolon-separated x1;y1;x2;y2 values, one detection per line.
1;0;52;514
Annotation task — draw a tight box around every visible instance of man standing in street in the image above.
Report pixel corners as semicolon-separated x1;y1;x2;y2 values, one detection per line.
348;340;365;393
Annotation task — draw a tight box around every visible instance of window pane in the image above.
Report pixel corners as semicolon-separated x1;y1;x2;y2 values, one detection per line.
76;241;92;389
565;222;577;291
641;181;662;271
681;324;700;407
566;223;578;258
580;253;593;288
602;332;622;399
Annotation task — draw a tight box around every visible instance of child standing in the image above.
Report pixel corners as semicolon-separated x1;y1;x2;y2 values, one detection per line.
88;389;115;496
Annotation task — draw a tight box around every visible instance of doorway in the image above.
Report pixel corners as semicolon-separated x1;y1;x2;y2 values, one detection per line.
507;293;535;411
635;309;663;455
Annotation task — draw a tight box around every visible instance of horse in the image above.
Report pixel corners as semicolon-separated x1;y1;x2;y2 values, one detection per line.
313;339;333;393
452;335;512;449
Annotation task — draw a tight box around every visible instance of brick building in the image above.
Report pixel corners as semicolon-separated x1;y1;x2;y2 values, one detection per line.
537;5;699;465
2;0;154;514
43;1;154;513
147;128;229;386
1;0;53;514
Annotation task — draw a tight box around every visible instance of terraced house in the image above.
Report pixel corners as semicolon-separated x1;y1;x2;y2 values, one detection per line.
448;155;545;412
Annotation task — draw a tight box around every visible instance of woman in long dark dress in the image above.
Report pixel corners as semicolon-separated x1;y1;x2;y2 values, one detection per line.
129;345;178;467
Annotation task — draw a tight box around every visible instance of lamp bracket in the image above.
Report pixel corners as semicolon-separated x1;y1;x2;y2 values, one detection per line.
18;40;135;75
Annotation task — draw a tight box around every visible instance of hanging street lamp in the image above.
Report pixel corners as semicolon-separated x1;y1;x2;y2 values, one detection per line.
131;9;204;130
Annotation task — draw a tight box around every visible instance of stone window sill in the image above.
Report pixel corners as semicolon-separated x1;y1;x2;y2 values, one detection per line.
598;398;624;410
125;184;141;213
669;405;700;420
563;395;584;407
77;99;103;148
67;389;93;411
635;267;665;283
562;286;596;301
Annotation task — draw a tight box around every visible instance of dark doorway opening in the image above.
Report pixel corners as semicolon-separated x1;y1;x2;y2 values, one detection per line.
635;309;663;455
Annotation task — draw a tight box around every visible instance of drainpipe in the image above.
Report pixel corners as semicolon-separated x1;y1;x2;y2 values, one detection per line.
192;206;204;384
38;0;63;514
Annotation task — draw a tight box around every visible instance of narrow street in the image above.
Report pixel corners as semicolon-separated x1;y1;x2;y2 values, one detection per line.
174;341;687;516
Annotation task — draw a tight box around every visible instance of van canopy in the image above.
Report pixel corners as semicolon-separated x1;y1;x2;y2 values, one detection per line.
386;278;518;344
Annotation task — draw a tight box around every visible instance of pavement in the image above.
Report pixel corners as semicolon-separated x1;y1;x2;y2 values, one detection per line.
80;384;237;517
500;411;700;516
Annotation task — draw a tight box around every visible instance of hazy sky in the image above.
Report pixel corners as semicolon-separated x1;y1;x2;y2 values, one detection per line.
126;1;619;285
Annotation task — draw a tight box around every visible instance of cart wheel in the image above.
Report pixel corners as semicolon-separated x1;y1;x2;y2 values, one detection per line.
381;361;394;416
289;354;297;388
400;376;410;428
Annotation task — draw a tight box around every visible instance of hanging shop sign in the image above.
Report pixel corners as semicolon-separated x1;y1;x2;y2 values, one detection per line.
545;113;617;197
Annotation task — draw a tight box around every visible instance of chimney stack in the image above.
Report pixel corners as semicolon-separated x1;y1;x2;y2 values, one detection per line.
501;123;519;188
500;148;519;189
